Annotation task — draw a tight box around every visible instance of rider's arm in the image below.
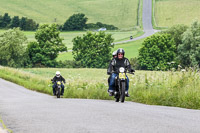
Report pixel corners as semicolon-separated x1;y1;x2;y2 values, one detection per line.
61;76;66;83
52;76;56;83
107;59;115;75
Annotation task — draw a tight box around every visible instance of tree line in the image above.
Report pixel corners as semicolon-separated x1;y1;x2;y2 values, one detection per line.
0;13;38;31
0;13;118;31
0;24;114;68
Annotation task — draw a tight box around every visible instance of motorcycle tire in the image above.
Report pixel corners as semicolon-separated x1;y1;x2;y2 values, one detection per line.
57;88;60;98
120;82;125;103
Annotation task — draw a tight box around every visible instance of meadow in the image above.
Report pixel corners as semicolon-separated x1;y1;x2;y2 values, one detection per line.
0;0;139;29
56;38;145;61
1;66;200;109
154;0;200;28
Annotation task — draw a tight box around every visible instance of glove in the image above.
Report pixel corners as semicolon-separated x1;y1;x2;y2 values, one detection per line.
107;72;111;75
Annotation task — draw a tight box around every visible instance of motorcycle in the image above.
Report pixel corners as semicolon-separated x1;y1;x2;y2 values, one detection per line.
113;67;134;103
51;80;62;98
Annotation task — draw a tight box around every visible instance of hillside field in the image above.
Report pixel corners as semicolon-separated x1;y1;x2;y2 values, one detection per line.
154;0;200;27
0;0;139;29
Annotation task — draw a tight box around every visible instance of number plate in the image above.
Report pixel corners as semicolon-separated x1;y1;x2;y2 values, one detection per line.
119;73;126;79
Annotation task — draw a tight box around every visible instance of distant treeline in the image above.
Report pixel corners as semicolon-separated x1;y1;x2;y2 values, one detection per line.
0;13;39;31
0;13;118;31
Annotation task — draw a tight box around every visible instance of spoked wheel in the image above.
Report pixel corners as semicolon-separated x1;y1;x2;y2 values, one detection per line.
56;88;60;98
120;82;125;103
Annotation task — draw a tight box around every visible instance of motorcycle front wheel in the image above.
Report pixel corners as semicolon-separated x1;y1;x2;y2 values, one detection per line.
56;88;60;98
120;82;125;103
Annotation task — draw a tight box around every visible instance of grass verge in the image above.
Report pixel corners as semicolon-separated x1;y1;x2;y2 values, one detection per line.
0;66;200;109
0;116;12;133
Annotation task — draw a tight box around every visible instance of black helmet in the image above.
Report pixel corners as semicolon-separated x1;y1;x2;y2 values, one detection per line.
117;48;125;57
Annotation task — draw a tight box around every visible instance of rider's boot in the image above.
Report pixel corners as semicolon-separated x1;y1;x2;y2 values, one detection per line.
125;91;130;97
108;90;114;96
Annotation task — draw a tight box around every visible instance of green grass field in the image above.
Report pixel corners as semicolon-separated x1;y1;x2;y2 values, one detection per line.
0;0;139;29
154;0;200;27
56;38;145;61
0;29;144;50
1;66;200;109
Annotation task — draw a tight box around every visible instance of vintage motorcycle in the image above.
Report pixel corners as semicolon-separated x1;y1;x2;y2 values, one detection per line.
51;80;62;98
113;67;134;103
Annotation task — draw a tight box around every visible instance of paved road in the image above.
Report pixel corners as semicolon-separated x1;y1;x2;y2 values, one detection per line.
1;78;200;133
114;0;157;44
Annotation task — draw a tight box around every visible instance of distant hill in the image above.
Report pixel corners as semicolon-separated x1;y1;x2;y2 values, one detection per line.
154;0;200;27
0;0;139;29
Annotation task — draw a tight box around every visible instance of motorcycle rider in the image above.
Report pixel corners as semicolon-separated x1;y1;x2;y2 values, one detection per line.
107;48;135;97
52;71;66;95
107;50;118;87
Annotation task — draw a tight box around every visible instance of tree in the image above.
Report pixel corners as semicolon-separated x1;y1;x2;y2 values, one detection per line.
72;31;114;68
138;34;176;70
162;24;188;48
19;17;27;30
10;16;20;28
63;13;88;31
0;28;29;67
177;20;200;67
0;15;3;28
2;13;11;28
27;24;67;67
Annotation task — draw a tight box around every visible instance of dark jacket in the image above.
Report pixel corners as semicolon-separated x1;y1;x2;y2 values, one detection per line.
107;57;133;74
52;75;66;83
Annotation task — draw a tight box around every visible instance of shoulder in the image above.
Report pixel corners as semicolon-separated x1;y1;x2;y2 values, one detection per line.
111;58;117;65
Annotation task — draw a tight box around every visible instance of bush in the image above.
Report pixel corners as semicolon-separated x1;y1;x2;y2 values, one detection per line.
130;57;140;70
177;20;200;67
0;28;30;67
138;34;176;70
72;31;114;68
86;22;118;30
162;24;188;48
63;13;88;31
27;24;67;67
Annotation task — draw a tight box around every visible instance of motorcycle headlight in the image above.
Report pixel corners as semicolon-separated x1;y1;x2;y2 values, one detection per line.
57;81;61;85
119;67;125;73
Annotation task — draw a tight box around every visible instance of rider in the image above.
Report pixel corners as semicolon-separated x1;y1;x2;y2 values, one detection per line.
52;71;66;95
107;48;135;97
107;50;118;86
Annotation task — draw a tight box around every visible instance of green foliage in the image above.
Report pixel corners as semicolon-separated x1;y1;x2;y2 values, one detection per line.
27;24;67;67
20;17;38;31
63;13;88;31
0;13;38;31
0;13;11;28
130;57;140;70
162;24;188;48
138;34;176;70
0;28;29;67
10;16;20;28
72;31;114;68
177;20;200;67
86;22;118;30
